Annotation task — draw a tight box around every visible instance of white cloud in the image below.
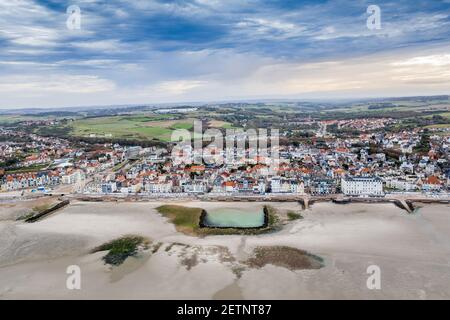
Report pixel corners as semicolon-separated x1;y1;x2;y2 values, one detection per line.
1;25;61;47
234;48;450;96
0;75;116;94
71;39;126;52
0;0;60;47
392;54;450;67
235;18;306;40
147;80;207;96
0;60;55;67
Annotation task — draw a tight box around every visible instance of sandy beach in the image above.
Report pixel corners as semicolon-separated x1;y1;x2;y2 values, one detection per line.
0;199;449;299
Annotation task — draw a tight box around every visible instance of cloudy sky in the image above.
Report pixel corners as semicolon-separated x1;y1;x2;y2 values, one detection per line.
0;0;450;108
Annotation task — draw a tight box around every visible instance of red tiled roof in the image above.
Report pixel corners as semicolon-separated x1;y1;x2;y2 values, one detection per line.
426;176;441;185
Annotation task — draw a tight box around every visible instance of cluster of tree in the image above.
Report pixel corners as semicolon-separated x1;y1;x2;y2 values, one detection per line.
36;125;72;137
289;131;315;138
367;103;396;110
315;110;425;121
327;124;360;137
400;115;450;130
414;129;431;153
369;144;401;161
68;136;166;148
23;111;79;117
0;134;33;143
0;157;21;169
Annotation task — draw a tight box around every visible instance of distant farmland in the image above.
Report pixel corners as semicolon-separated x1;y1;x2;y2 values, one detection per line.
68;115;195;142
63;115;240;142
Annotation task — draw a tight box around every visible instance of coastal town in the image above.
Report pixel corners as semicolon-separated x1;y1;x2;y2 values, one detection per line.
2;0;450;302
1;115;449;200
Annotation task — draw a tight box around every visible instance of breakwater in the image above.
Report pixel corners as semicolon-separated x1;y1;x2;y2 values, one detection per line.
25;200;70;223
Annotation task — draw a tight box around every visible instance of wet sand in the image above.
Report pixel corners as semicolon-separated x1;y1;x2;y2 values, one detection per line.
0;200;449;299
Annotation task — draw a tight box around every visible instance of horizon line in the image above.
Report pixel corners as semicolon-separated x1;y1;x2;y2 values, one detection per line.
1;93;449;113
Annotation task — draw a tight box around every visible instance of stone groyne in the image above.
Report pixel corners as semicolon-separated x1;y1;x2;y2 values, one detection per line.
25;200;70;223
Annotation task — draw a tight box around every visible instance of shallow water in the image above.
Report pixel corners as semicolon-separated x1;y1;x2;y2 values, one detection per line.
203;207;265;228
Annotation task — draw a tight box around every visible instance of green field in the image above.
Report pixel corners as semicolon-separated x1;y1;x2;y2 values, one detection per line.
5;164;49;174
64;114;245;142
0;113;85;125
68;115;195;142
332;98;450;114
0;115;52;124
207;120;238;129
425;123;450;129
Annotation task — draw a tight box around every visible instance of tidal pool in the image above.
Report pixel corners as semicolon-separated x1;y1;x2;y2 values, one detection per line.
202;207;266;228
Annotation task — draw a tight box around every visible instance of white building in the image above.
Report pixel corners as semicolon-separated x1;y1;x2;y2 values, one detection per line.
61;170;85;184
271;177;304;194
341;176;383;196
385;177;418;191
182;182;207;193
145;181;173;193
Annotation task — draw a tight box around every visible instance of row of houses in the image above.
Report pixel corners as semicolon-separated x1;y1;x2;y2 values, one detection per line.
98;171;446;196
0;169;85;192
